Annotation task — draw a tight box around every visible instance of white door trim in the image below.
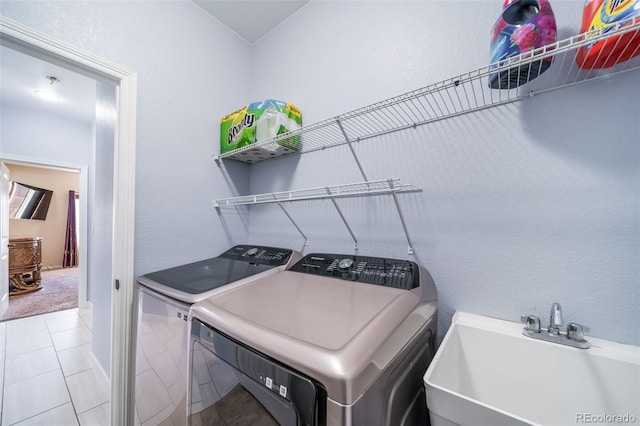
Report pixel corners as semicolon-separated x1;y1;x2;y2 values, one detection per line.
0;16;137;425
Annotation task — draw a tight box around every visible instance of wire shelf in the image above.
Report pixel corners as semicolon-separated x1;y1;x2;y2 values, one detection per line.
214;178;421;253
215;20;640;163
213;178;421;207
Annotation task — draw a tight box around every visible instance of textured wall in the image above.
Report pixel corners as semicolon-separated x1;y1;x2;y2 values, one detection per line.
2;0;637;353
0;1;253;376
88;80;116;375
246;1;640;346
0;104;93;164
0;0;252;277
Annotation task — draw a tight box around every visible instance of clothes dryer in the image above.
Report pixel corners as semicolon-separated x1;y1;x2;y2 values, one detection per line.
133;245;300;426
189;252;438;426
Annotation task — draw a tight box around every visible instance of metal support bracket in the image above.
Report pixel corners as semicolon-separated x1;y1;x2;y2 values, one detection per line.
273;195;308;246
326;188;358;251
336;118;368;181
389;180;415;255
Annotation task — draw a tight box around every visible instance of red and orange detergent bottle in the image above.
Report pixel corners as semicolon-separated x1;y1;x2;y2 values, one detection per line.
576;0;640;68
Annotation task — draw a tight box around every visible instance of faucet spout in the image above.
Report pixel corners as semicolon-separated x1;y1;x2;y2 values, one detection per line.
548;302;563;335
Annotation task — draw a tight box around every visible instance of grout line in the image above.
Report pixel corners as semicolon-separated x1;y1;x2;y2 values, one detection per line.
76;398;110;417
5;401;74;426
52;319;83;425
1;309;95;426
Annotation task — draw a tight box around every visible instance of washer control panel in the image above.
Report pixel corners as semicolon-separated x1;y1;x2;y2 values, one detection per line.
220;245;293;266
290;253;419;290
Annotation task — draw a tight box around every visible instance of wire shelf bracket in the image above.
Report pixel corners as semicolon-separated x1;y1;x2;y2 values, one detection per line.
213;178;421;253
336;118;368;181
272;195;309;246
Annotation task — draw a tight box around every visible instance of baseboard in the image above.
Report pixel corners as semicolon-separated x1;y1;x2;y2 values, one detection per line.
79;300;94;310
91;349;111;387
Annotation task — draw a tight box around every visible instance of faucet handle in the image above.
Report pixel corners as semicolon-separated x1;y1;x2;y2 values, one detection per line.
567;322;590;342
521;314;541;332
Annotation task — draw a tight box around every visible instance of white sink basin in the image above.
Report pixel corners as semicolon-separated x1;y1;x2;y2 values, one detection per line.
424;312;640;426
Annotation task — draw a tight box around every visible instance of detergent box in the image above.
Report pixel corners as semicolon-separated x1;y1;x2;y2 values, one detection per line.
220;99;302;161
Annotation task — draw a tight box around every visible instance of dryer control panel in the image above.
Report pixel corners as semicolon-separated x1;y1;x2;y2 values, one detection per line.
289;253;419;290
220;245;293;266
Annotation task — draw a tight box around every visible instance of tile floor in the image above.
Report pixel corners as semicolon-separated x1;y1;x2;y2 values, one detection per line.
0;306;110;425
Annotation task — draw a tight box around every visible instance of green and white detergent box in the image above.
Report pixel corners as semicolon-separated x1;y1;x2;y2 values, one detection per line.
220;99;302;161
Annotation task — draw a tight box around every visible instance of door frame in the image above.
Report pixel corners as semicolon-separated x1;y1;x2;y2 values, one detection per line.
0;157;89;306
0;17;137;425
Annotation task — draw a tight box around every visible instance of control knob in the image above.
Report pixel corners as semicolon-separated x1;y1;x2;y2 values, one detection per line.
246;247;259;256
338;258;354;270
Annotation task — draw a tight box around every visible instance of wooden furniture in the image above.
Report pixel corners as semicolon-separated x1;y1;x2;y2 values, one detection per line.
8;237;43;296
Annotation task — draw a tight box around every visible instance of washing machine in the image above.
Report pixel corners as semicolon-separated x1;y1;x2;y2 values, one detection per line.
133;244;301;426
188;252;438;426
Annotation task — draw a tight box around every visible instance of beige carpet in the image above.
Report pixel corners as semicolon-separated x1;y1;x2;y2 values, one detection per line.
2;267;79;322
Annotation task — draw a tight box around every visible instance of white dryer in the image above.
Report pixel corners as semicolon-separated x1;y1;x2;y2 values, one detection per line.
133;245;301;426
188;252;438;426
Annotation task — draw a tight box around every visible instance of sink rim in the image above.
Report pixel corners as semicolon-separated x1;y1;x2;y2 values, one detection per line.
424;311;640;426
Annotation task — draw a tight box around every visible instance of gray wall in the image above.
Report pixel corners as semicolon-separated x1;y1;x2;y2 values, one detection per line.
89;81;116;375
3;1;637;353
245;1;640;346
0;104;93;163
0;0;253;277
1;1;252;376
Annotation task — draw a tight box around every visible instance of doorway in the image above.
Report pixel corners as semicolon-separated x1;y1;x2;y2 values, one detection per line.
1;16;137;425
2;161;85;321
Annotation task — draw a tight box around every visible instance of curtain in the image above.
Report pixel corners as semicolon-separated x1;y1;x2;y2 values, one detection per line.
63;190;78;267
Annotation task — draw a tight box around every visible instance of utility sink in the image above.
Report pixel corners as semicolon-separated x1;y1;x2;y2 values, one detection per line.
424;312;640;426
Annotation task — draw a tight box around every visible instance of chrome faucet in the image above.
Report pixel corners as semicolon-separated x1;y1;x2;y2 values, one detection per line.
520;302;590;349
548;302;563;335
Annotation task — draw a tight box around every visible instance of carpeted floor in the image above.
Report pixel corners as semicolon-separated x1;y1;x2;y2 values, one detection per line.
2;267;79;321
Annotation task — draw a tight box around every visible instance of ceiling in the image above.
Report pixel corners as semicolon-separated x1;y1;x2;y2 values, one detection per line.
194;0;310;44
0;1;308;125
0;45;97;125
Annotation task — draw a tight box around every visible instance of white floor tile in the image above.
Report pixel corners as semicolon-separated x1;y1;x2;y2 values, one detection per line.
4;346;60;385
43;308;78;321
80;315;93;331
45;313;84;334
77;307;93;331
76;305;93;316
141;404;177;426
66;368;110;414
2;306;110;426
2;369;71;425
5;316;47;337
148;350;180;389
57;343;95;377
77;401;110;426
12;402;79;426
135;368;173;424
136;345;151;375
51;324;92;351
5;329;53;357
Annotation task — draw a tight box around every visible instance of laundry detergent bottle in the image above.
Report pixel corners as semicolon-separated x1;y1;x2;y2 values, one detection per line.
576;0;640;69
489;0;557;89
